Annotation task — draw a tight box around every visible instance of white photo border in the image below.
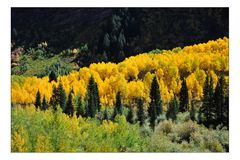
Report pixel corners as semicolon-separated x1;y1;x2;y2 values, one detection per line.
1;0;239;160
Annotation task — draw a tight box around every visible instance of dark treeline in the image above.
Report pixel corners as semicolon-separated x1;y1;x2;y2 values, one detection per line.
12;8;229;65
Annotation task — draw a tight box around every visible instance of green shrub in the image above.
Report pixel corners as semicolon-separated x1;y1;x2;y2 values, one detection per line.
45;61;72;76
149;132;181;152
176;120;198;142
11;106;148;152
27;47;49;60
149;49;163;54
11;106;228;152
190;126;228;152
139;122;152;137
11;105;81;152
156;120;173;135
19;55;30;74
176;112;190;123
172;47;182;53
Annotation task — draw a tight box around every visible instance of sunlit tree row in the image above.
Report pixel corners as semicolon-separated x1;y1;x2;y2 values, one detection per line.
11;37;229;108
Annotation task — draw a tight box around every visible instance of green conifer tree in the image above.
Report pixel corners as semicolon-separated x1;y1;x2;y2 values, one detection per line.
149;101;156;130
86;76;97;118
50;85;58;110
35;90;41;109
58;81;66;111
111;91;123;121
198;111;203;124
127;107;134;124
137;98;145;126
148;76;162;130
94;81;101;112
179;79;189;112
65;89;74;116
214;74;225;126
111;107;118;121
199;75;216;127
224;92;229;128
76;95;85;117
41;95;47;110
103;108;109;120
115;91;123;115
103;33;110;54
49;70;57;82
166;96;178;121
190;100;196;121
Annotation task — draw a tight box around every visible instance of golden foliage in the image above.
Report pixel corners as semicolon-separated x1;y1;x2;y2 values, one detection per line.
11;37;229;106
101;120;119;133
11;127;29;152
35;135;54;152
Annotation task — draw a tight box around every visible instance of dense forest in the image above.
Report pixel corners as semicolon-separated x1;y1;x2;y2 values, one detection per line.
12;8;228;66
11;8;229;152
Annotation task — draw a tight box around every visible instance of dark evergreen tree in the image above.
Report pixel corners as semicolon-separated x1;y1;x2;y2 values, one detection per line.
223;92;229;128
199;75;216;127
111;91;123;121
198;111;203;124
149;76;162;116
213;74;225;126
148;76;162;130
76;95;85;117
58;81;67;111
214;74;229;127
179;79;189;112
35;90;41;108
127;107;134;124
50;85;58;110
103;33;110;54
111;107;118;121
41;95;47;110
103;108;109;120
35;90;41;109
99;9;134;62
115;91;123;115
137;98;145;126
149;101;156;130
117;30;126;61
65;89;74;116
190;100;196;121
94;81;101;112
166;96;178;121
86;76;97;118
86;93;95;118
107;14;121;61
49;70;58;82
48;80;66;111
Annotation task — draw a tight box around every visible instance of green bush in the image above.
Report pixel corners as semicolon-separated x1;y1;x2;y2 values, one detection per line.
149;49;163;54
45;61;72;77
12;105;82;152
19;55;30;74
176;120;198;142
149;119;228;152
11;106;147;152
156;120;173;135
190;126;228;152
176;111;190;123
27;47;49;60
11;106;228;152
149;131;181;152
